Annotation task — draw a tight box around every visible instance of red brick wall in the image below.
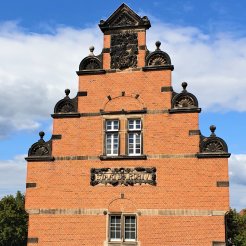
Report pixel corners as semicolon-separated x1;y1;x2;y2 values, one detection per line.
26;215;225;245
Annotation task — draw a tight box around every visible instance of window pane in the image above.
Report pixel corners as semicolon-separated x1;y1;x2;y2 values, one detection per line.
106;120;119;131
106;133;118;156
128;132;141;156
116;231;121;239
125;216;130;223
125;216;136;240
130;232;135;239
125;232;130;239
110;216;121;240
135;119;141;130
113;120;119;130
106;121;111;130
128;119;141;130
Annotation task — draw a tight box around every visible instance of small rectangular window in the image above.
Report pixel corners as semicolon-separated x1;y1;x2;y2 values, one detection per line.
128;119;141;131
106;120;119;131
109;214;137;242
105;120;119;156
128;119;142;156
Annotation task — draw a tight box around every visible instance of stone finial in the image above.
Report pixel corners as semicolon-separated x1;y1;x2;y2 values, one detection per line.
65;89;70;97
89;46;95;56
181;82;188;92
155;41;161;50
210;125;216;137
39;131;45;140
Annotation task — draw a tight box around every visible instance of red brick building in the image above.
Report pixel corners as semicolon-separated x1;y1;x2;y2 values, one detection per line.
25;4;230;246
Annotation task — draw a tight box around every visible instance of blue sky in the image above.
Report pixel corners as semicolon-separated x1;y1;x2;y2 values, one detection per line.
0;0;245;211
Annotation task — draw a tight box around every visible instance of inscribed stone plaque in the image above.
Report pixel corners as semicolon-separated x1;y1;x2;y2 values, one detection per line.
90;167;156;186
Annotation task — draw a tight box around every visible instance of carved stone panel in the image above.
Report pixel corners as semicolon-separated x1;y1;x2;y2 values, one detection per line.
110;32;138;69
56;101;76;113
147;53;168;66
90;167;156;186
202;139;225;152
174;95;196;108
111;12;137;27
30;144;50;156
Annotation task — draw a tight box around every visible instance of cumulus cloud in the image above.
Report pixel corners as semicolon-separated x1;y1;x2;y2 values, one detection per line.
0;155;26;198
229;154;246;211
0;22;102;138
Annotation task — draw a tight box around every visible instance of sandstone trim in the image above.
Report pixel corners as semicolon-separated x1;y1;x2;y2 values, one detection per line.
54;153;197;161
27;208;226;216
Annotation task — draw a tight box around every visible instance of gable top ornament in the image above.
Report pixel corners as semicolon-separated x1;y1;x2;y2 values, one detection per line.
99;3;151;33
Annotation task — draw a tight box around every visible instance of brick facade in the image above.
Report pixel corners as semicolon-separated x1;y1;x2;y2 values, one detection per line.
25;4;230;245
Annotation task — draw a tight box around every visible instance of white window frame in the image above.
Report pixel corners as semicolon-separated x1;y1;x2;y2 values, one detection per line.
127;119;142;156
109;214;137;242
105;120;119;156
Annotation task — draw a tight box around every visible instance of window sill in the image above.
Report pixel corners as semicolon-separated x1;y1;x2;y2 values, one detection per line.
168;108;201;114
197;152;231;158
99;155;147;160
107;241;138;246
25;156;55;162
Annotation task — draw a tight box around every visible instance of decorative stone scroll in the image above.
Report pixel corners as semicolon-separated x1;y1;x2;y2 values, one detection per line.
54;89;78;114
169;82;201;113
197;125;230;158
172;82;198;108
79;46;102;71
110;32;138;69
90;167;156;186
200;125;228;153
25;132;54;162
145;41;171;66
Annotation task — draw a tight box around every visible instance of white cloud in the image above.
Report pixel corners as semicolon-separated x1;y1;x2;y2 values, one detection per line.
0;22;102;137
229;154;246;211
0;19;246;136
0;155;26;198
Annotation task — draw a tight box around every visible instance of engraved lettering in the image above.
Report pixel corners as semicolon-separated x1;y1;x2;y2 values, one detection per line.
90;167;156;186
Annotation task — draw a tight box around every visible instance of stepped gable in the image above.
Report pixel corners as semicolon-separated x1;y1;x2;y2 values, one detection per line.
25;4;230;245
25;131;54;162
198;125;231;158
169;82;201;113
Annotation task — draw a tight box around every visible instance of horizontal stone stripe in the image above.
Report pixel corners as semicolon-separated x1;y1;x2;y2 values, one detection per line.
139;209;226;216
27;208;226;216
52;108;201;118
54;154;197;161
27;208;106;215
147;154;196;159
217;181;229;187
27;238;38;243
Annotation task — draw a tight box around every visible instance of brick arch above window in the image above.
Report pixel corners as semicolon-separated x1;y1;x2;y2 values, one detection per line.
103;94;145;112
108;197;137;213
